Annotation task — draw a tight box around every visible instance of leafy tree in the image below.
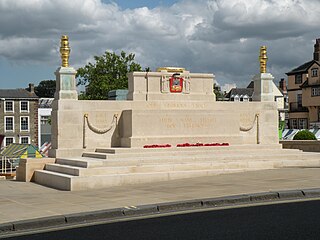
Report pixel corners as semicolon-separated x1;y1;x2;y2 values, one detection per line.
35;80;56;98
76;51;142;100
214;83;225;101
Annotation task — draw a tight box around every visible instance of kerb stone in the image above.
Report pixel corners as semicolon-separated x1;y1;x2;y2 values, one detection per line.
123;204;159;216
65;208;124;224
13;216;66;231
158;200;202;212
202;195;250;208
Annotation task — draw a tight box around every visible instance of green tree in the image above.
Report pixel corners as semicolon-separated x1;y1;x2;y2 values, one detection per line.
76;51;142;100
213;83;225;101
35;80;56;98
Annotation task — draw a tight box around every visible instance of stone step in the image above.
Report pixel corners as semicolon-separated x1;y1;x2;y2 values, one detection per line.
34;144;320;191
37;159;320;191
34;170;72;191
82;148;305;162
82;152;107;159
96;148;303;160
34;168;254;191
44;160;275;177
45;164;82;176
56;158;104;168
94;144;283;154
57;150;320;169
279;159;320;168
99;152;320;167
44;157;320;178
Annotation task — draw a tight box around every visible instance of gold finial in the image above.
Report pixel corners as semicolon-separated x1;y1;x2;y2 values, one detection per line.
157;67;186;73
259;46;268;73
60;35;70;67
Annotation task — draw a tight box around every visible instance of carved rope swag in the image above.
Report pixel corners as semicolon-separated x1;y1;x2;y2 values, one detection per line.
83;113;118;149
239;113;260;144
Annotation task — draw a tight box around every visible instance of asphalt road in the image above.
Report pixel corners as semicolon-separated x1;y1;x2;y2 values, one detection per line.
4;199;320;240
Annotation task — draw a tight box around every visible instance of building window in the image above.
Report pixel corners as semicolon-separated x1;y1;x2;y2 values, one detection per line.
20;136;30;144
295;74;302;84
41;116;50;125
290;119;298;129
20;101;29;112
298;118;308;129
312;68;318;77
312;87;320;96
5;137;14;146
5;101;14;112
242;95;249;102
5;117;14;132
20;117;29;131
297;94;302;107
234;95;240;102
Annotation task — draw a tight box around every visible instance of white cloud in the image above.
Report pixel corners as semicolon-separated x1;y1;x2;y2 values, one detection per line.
0;0;319;87
194;0;319;43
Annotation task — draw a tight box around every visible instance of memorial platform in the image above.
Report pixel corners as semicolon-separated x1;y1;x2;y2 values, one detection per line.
33;144;320;191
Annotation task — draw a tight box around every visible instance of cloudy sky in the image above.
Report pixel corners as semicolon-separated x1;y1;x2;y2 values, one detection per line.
0;0;319;90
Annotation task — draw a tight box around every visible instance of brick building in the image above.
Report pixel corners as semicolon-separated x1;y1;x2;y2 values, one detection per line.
0;84;39;147
286;38;320;129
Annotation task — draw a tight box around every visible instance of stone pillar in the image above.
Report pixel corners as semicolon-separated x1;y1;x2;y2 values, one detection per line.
54;67;78;100
49;36;82;158
252;73;274;102
49;67;80;158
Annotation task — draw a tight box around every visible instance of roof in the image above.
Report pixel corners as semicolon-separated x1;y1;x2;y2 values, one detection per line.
286;60;320;76
300;79;320;88
0;89;38;99
225;88;254;98
247;81;254;89
39;98;54;108
0;144;43;159
300;79;309;88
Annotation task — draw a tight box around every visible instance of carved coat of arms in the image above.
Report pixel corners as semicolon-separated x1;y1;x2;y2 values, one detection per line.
169;73;183;93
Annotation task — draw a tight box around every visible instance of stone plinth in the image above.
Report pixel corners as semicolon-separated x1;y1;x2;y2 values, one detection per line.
16;158;55;182
252;73;274;102
54;67;78;100
49;70;279;158
49;66;78;158
48;100;278;157
127;71;216;101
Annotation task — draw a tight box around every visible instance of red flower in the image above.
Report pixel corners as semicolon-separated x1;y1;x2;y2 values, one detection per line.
143;144;172;148
176;142;229;147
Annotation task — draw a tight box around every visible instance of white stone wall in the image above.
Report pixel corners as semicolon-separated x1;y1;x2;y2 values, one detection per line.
49;100;278;158
49;70;279;158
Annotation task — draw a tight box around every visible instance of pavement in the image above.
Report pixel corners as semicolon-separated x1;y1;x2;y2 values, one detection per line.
1;167;320;227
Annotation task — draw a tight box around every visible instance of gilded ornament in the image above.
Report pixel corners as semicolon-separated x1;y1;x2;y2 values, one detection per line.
157;67;186;73
60;35;70;67
259;46;268;73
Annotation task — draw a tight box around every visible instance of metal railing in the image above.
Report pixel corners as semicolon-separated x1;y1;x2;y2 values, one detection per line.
310;122;320;129
0;156;14;175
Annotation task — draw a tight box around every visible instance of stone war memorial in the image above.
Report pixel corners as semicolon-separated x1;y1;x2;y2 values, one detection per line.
19;36;320;191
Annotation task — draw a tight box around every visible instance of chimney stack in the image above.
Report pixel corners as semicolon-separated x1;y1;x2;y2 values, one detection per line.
314;38;320;61
279;78;287;92
28;83;35;93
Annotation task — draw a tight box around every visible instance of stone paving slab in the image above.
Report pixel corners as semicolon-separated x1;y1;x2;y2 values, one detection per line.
0;168;320;227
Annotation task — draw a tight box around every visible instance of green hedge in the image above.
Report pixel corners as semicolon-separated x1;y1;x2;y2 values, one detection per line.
293;130;317;140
